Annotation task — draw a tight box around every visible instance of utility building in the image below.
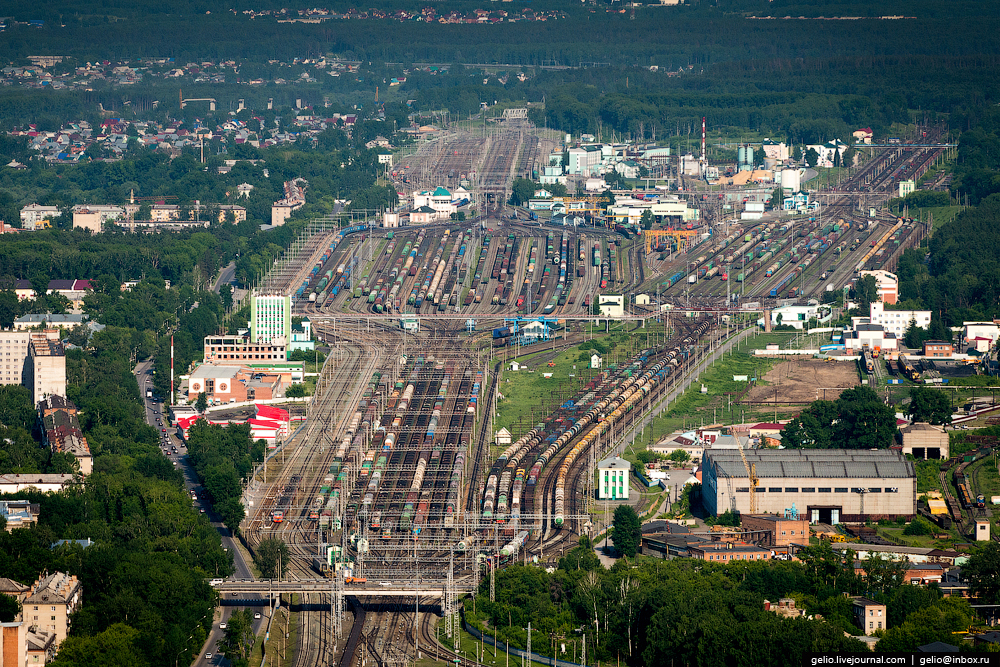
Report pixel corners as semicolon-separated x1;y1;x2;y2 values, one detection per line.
701;449;916;524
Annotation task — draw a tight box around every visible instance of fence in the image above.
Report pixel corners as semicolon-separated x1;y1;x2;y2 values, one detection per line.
463;611;586;667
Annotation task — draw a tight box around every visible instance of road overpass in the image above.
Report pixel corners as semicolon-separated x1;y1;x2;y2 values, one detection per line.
212;579;476;597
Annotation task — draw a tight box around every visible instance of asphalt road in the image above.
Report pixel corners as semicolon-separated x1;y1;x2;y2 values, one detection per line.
132;361;269;666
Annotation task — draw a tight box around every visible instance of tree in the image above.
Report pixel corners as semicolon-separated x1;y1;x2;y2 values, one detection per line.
903;317;928;349
667;449;690;464
508;178;536;206
136;203;151;221
600;189;616;207
195;392;208;414
254;537;290;579
0;593;19;622
832;148;841;167
285;383;309;398
611;504;640;558
218;609;256;667
639;209;654;230
962;542;1000;603
907;387;952;425
853;275;878;313
220;284;233;311
805;147;820;167
832;386;897;449
770;187;783;210
792;145;803;162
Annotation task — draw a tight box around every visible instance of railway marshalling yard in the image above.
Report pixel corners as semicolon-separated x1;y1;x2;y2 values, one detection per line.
230;126;945;667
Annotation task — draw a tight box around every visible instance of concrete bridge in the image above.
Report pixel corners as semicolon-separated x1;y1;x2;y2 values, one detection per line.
212;579;475;598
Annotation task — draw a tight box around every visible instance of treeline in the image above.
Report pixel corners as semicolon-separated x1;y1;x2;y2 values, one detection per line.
2;2;999;67
0;319;229;666
185;420;266;536
468;538;991;665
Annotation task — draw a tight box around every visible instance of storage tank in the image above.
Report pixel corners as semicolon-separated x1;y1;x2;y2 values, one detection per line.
746;146;755;167
781;169;801;192
737;146;746;165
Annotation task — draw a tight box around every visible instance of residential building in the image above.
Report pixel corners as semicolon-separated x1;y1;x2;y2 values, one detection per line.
0;578;29;604
14;280;34;301
494;427;511;446
24;572;81;648
700;449;916;523
899;180;915;198
0;621;26;667
852;301;931;339
0;331;30;386
45;280;92;312
38;396;92;476
597;456;630;500
27;331;66;406
251;294;291;346
590;353;602;369
26;627;55;665
0;500;39;531
236;183;254;198
740;513;809;547
19;204;60;230
923;340;953;357
271;180;306;226
852;598;886;635
71;205;125;232
765;598;806;618
858;270;899;304
13;314;87;331
0;474;79;494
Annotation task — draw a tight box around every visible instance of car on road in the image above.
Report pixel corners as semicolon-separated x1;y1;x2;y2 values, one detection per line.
219;622;227;629
205;653;213;660
254;613;261;619
161;428;166;432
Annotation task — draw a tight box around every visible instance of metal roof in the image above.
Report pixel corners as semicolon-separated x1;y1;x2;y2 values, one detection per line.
707;449;913;480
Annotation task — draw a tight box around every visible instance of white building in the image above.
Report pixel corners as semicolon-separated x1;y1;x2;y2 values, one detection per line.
597;456;631;500
843;324;898;351
760;140;789;162
20;204;60;230
72;205;125;233
963;322;1000;351
805;140;848;168
250;294;291;346
899;180;915;198
852;301;931;339
567;145;604;176
412;187;456;217
859;270;899;304
598;294;625;318
762;304;832;330
590;353;603;369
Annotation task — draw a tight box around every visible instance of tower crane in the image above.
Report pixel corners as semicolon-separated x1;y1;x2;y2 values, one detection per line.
737;439;759;514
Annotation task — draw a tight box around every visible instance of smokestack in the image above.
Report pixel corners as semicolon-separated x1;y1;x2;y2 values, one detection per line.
701;116;707;176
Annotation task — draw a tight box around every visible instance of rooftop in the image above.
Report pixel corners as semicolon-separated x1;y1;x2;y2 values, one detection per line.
705;449;915;480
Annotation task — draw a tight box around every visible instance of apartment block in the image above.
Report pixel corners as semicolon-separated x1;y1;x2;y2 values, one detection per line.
38;396;92;476
24;572;81;648
27;331;66;406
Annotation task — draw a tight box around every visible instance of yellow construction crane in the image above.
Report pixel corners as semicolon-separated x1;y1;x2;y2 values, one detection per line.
737;439;759;514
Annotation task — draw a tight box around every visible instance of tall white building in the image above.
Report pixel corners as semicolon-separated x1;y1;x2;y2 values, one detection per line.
250;295;291;346
597;456;631;500
854;301;931;338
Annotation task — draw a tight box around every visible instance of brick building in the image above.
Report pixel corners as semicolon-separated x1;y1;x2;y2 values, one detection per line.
38;396;92;476
740;514;810;547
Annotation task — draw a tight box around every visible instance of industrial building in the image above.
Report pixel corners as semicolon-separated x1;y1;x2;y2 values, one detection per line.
701;449;916;523
898;423;949;460
852;301;930;338
843;324;898;351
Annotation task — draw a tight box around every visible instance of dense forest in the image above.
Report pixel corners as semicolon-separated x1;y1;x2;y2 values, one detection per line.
466;537;998;664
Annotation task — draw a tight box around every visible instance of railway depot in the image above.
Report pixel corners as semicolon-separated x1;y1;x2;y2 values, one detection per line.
216;120;992;667
701;449;917;523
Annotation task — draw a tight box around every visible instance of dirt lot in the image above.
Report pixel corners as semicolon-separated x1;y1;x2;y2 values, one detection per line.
745;357;859;406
